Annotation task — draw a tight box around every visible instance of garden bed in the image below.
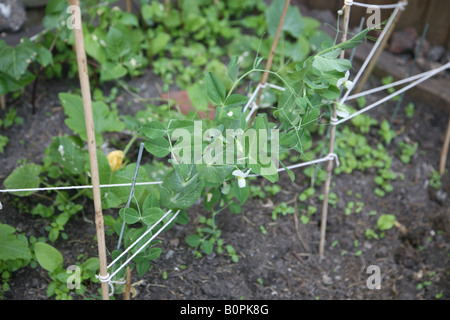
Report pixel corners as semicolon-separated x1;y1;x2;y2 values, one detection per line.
0;0;449;302
1;64;448;300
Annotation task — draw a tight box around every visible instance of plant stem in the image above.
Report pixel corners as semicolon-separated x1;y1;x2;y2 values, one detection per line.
123;134;138;158
68;0;109;300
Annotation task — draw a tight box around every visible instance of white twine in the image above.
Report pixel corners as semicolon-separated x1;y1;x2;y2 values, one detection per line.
332;62;450;126
0;181;163;194
95;272;126;296
345;0;407;10
99;209;180;285
247;153;340;178
245;102;259;123
242;82;285;114
340;1;405;106
345;65;448;101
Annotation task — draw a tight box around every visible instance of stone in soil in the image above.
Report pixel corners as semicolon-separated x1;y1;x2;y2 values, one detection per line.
389;27;417;54
0;0;26;32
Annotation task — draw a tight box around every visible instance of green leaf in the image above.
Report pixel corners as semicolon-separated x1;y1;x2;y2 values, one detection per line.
4;163;41;196
377;214;396;231
196;164;234;184
82;257;100;274
141;121;167;139
0;39;37;79
187;82;209;112
227;56;240;82
96;155;153;209
0;224;32;261
100;61;128;82
280;162;295;182
119;208;140;225
36;45;53;67
47;136;86;175
135;258;151;277
160;177;204;209
266;1;303;38
60;93;124;144
0;134;9;153
201;240;213;255
141;207;164;226
144;138;171;158
313;55;351;72
105;27;131;60
84;31;107;64
284;35;310;62
232;180;250;204
186;234;201;247
150;32;171;56
34;242;63;273
142;193;160;210
224;94;248;109
205;72;226;105
147;247;162;260
0;70;35;95
335;29;369;50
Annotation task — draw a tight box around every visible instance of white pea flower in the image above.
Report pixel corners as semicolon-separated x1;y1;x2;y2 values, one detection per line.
232;169;251;188
336;103;350;118
130;58;137;68
337;70;353;91
227;111;233;117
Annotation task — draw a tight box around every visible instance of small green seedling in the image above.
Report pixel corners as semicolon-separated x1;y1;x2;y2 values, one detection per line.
405;102;415;118
398;141;418;164
272;202;295;220
428;170;442;190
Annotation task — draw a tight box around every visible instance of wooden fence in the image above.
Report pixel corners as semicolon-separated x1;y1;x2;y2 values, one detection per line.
299;0;450;49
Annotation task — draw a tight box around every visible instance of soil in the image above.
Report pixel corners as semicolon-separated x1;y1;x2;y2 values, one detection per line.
0;4;449;303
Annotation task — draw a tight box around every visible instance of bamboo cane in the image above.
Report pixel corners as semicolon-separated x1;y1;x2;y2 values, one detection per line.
126;0;131;13
165;0;170;13
251;0;290;125
0;95;5;111
319;3;352;259
68;0;109;299
124;267;132;300
439;116;450;175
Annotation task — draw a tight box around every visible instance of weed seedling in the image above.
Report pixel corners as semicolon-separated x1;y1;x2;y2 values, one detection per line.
272;202;295;220
428;170;442;189
398;141;418;164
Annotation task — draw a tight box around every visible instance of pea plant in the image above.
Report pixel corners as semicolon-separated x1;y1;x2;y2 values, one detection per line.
0;0;371;298
135;29;369;261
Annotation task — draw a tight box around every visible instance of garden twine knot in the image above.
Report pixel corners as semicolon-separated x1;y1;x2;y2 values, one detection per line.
398;1;408;11
95;273;126;296
327;153;340;167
